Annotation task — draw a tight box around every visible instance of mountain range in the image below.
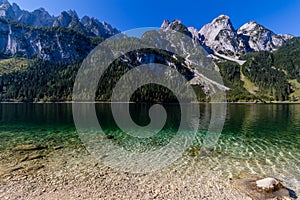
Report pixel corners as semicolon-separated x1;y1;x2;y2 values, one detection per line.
0;0;294;62
0;0;119;37
163;15;294;56
0;0;299;102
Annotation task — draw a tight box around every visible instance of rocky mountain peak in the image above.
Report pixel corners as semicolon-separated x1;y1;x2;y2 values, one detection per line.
80;16;120;38
199;14;236;38
198;14;241;55
0;0;14;19
212;15;229;22
279;34;294;41
66;9;78;18
161;19;170;29
161;19;191;36
80;16;90;25
237;20;293;51
214;14;230;20
53;11;73;27
195;15;293;55
160;14;293;57
11;2;21;15
161;19;184;28
188;26;201;41
211;15;235;30
237;21;267;36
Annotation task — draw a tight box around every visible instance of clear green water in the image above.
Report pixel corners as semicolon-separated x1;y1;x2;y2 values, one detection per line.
1;103;300;189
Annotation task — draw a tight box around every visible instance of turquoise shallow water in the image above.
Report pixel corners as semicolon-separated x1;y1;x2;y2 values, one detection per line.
0;103;300;190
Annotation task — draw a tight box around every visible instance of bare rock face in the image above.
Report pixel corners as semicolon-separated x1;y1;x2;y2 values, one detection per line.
0;1;121;62
199;15;244;56
233;173;296;200
237;21;291;52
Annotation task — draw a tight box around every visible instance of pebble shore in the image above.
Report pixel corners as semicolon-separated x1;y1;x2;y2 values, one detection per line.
0;144;251;200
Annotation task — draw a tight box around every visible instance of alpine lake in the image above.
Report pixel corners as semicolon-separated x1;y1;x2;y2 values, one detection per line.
0;103;299;197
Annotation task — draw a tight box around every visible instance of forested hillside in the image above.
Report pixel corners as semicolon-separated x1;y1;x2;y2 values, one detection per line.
1;38;299;102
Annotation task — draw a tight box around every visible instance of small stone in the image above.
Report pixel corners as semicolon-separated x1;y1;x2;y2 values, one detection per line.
228;174;233;181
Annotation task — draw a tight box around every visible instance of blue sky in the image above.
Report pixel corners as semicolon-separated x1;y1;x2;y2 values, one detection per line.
10;0;300;36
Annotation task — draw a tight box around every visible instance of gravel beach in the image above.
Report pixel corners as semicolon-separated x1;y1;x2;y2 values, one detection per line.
0;145;251;200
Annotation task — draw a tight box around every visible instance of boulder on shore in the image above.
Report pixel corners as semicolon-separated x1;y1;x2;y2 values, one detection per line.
256;178;283;192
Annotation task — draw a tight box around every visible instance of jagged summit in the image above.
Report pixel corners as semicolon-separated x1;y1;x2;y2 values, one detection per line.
238;21;266;35
214;14;230;19
198;14;240;55
160;19;185;28
212;15;231;23
66;10;78;18
211;15;235;30
161;19;170;29
160;19;191;36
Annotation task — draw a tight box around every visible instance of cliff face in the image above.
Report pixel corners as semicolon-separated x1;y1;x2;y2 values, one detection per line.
0;0;119;62
0;19;97;62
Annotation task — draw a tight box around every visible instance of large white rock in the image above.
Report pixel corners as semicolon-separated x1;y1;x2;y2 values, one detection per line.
256;177;281;190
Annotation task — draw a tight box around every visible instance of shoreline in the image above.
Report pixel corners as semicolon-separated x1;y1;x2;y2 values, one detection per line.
1;101;300;104
2;140;298;199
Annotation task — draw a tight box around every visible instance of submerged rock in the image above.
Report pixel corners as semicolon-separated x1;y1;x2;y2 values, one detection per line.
8;166;24;173
187;146;200;157
26;164;44;172
19;154;44;162
106;135;115;140
53;145;64;150
13;144;46;151
187;146;215;157
233;173;296;200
